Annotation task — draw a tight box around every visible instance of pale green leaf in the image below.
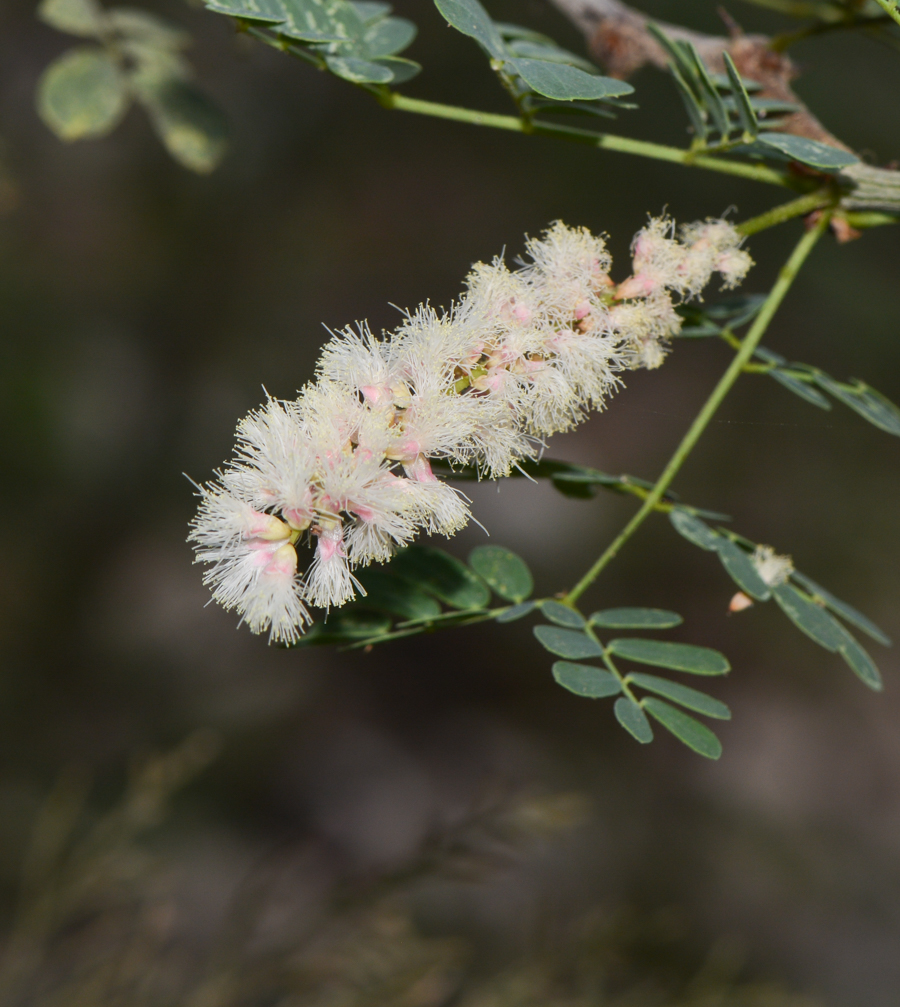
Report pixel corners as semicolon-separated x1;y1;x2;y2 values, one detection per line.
37;47;128;140
136;77;227;173
789;570;891;646
325;54;393;82
107;8;190;47
669;509;720;551
362;15;416;56
770;369;832;409
836;629;883;691
276;0;346;41
204;0;287;23
38;0;105;36
495;600;536;623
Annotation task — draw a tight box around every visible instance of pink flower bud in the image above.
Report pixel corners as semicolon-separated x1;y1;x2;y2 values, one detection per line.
264;543;298;580
243;510;291;542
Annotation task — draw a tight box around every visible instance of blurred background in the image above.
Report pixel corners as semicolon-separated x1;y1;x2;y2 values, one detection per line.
1;0;899;1003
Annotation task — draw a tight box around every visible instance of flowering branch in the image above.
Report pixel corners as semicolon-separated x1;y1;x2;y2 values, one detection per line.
562;210;831;606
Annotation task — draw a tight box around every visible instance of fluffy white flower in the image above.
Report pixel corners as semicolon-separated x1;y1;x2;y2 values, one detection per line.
751;545;794;587
190;216;753;641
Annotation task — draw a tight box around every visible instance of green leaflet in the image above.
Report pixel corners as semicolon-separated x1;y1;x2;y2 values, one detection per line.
506;58;633;101
135;77;228;173
495;601;537;623
533;626;603;659
37;47;128;140
607;639;730;676
814;374;900;436
769;369;832;409
669;510;720;551
38;0;106;36
835;629;883;692
614;697;653;743
789;571;891;646
552;661;621;698
392;545;490;610
504;39;598;74
468;545;533;602
756;132;858;170
540;600;586;629
642;699;722;759
325;54;394;82
715;538;771;601
772;583;845;652
205;0;287;23
433;0;506;59
722;51;757;137
628;673;731;719
590;608;683;630
277;0;347;41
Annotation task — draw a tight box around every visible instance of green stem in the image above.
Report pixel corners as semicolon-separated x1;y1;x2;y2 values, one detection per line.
737;189;834;236
563;211;832;606
871;0;900;30
384;94;794;189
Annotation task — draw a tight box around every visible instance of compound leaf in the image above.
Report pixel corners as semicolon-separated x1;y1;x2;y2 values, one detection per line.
643;698;722;759
38;47;128;140
607;638;730;676
468;545;533;602
614;697;653;743
591;608;683;630
533;625;603;659
553;661;621;698
628;673;730;719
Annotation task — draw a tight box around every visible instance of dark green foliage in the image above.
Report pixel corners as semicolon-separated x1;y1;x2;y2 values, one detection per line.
392;545;490;610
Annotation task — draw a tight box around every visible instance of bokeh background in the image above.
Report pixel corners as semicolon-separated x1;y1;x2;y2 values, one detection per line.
1;0;899;1003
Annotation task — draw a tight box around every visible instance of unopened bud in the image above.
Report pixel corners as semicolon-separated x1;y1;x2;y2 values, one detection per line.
729;591;754;613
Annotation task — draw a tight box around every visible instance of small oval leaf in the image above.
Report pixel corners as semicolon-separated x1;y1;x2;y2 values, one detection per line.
495;600;536;623
837;631;883;692
756;132;858;170
541;600;585;628
591;608;682;630
204;0;287;23
325;54;394;83
533;625;603;659
607;639;730;676
614;697;653;743
552;661;621;698
715;538;770;601
628;673;730;719
468;545;533;602
642;698;722;759
669;509;720;551
769;369;832;409
136;77;228;173
434;0;505;58
506;58;634;101
38;47;128;140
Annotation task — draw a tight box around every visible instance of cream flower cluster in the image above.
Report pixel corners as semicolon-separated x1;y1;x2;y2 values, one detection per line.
189;217;751;642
